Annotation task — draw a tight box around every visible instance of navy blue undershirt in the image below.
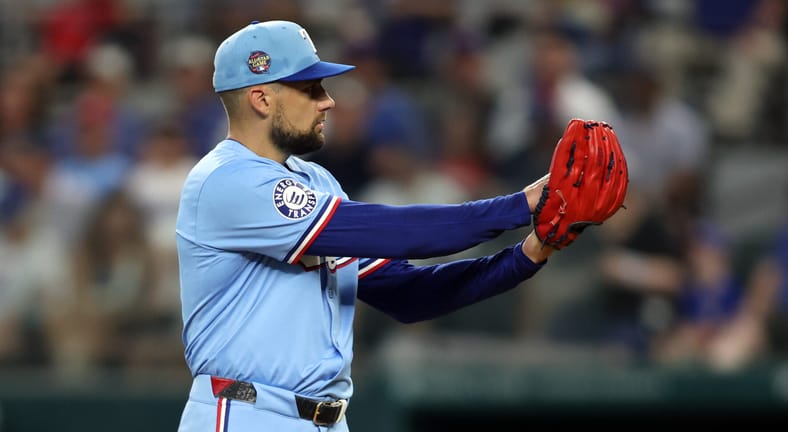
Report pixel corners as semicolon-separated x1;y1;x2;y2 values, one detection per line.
307;192;531;259
357;243;543;323
305;192;545;322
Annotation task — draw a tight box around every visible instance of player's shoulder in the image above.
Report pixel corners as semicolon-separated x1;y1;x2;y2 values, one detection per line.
286;156;328;175
187;140;288;186
286;156;340;184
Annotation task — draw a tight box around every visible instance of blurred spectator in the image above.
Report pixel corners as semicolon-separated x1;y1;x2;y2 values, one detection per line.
373;0;456;79
431;28;502;199
46;43;148;159
45;191;158;373
614;63;710;207
37;0;126;81
43;87;135;242
435;103;498;200
707;218;788;370
0;144;63;367
653;222;744;367
0;57;50;149
0;56;52;224
548;189;685;359
0;210;32;365
356;137;467;206
704;0;787;143
694;0;760;38
126;122;196;319
487;27;620;186
35;0;155;81
201;0;303;44
348;38;431;160
595;189;685;357
161;35;227;157
347;37;446;205
38;43;145;245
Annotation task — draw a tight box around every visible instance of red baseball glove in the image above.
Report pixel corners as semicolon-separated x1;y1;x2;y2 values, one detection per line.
533;119;629;249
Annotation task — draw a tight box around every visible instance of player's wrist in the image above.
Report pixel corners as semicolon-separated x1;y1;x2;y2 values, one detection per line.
522;173;549;213
522;231;554;263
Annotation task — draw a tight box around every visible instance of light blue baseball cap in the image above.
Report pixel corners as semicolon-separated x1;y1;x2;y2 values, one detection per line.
212;20;356;92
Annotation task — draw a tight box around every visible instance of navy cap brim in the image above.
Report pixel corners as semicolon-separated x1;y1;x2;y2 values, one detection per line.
278;61;356;82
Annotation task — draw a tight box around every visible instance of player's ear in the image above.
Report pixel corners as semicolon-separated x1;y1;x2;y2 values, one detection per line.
247;85;274;117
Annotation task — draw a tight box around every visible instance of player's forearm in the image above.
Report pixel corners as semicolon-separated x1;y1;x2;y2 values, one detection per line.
356;242;544;323
306;193;531;259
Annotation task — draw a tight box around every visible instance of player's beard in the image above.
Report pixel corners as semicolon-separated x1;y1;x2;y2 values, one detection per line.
270;105;325;156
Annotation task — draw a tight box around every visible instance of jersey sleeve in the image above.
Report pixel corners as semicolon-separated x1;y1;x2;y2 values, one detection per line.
193;165;341;263
356;242;544;323
358;258;392;280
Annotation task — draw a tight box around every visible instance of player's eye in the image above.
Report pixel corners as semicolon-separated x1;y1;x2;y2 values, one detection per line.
308;83;326;98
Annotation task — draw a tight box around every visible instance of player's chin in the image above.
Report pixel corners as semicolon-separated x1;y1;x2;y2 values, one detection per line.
312;130;326;145
297;132;325;155
315;127;327;144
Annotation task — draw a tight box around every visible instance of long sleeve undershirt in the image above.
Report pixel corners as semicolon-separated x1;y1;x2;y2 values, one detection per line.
357;242;544;323
306;192;531;259
302;192;544;323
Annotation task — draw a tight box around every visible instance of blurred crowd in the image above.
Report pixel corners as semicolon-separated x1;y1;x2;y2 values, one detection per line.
0;0;787;378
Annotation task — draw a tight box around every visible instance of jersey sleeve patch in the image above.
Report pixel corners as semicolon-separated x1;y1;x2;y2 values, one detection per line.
273;178;318;220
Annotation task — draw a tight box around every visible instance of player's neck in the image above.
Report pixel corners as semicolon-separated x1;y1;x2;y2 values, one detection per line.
227;128;287;164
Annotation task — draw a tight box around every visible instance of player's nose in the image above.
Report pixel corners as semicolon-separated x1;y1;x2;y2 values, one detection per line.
317;92;335;112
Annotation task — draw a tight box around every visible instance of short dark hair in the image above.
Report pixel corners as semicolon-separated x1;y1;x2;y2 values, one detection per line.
218;83;282;118
218;87;246;118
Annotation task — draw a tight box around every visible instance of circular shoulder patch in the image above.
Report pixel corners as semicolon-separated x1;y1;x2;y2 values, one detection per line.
272;179;318;220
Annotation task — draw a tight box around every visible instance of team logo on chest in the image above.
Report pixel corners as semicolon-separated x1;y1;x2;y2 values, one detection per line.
273;178;317;219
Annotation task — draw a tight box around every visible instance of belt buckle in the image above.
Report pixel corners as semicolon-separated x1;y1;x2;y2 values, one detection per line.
313;399;348;426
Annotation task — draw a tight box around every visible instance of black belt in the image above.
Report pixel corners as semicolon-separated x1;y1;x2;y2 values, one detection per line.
295;395;348;426
211;377;348;426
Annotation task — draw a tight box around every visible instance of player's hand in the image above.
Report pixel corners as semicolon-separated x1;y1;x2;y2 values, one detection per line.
522;173;550;213
522;230;555;263
531;119;628;250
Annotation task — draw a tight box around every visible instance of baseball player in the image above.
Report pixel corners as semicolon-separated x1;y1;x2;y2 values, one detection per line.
176;20;627;432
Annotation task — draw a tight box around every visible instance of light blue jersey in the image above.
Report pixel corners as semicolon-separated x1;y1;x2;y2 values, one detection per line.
176;139;543;431
176;139;358;400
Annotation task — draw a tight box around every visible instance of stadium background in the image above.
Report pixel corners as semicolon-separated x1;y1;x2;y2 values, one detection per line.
1;0;787;429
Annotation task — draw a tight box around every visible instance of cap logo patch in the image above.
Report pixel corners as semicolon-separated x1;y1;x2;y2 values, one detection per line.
273;179;317;219
247;51;271;74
